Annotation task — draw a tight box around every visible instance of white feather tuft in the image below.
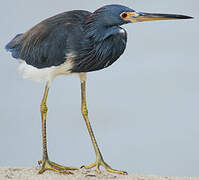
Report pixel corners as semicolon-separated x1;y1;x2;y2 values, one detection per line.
18;56;74;83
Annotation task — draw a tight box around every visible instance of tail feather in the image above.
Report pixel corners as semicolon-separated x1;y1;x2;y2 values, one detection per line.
5;33;23;59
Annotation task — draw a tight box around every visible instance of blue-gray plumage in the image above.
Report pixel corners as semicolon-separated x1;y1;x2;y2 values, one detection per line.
6;5;131;72
6;4;192;73
5;4;193;175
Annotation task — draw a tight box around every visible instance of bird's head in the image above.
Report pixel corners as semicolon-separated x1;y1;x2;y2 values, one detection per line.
85;4;193;42
91;4;193;27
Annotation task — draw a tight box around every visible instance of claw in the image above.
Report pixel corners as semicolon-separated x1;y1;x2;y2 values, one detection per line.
82;159;127;175
38;160;42;165
38;159;78;174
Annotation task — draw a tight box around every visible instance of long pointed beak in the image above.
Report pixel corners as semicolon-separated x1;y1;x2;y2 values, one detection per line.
129;12;193;23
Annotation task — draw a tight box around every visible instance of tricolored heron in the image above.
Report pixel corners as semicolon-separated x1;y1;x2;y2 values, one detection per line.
5;4;192;175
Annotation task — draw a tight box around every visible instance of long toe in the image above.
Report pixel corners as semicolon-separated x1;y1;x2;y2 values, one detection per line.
82;159;127;175
38;160;78;174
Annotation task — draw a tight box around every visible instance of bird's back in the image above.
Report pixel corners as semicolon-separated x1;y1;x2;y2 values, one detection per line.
5;10;91;69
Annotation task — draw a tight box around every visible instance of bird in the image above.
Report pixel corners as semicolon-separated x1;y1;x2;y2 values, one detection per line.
5;4;193;175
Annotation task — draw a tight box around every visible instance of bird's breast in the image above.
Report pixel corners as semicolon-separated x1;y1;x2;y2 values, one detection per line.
72;27;127;72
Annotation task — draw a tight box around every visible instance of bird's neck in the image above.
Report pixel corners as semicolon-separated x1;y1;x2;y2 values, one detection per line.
72;19;127;73
71;13;127;73
84;13;122;42
86;25;121;42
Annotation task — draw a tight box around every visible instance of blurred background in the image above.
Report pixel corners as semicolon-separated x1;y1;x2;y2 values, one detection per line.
0;0;198;177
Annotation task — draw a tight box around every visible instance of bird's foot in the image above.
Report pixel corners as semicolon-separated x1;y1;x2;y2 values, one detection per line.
38;159;78;174
81;158;127;175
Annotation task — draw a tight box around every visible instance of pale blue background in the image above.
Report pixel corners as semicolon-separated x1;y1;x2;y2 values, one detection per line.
0;0;198;177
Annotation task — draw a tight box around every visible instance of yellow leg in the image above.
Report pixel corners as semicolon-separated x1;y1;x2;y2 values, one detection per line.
80;79;127;175
38;83;78;174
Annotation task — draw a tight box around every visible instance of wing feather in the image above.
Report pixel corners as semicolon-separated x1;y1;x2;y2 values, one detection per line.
5;10;91;68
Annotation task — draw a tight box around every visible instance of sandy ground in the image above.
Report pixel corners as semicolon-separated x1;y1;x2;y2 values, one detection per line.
0;167;199;180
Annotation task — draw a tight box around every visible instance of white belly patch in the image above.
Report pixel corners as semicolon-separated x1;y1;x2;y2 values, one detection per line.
18;57;74;83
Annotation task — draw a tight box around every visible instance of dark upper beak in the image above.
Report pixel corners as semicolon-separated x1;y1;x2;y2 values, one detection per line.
129;11;193;23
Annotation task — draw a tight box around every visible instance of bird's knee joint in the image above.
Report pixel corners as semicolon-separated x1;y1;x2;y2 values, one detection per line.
81;105;88;116
40;103;48;113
